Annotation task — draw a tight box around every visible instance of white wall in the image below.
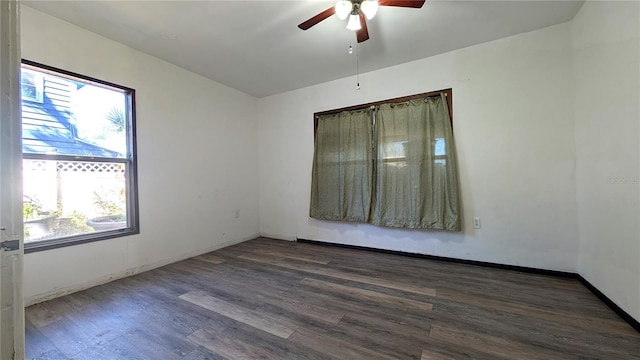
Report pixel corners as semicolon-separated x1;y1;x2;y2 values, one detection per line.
258;23;579;271
21;7;260;305
572;1;640;321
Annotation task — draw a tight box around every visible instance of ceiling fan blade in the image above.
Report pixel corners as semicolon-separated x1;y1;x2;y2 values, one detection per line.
379;0;426;8
356;13;369;43
298;7;336;30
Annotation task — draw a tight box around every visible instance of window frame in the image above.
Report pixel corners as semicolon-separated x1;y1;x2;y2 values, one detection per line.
21;59;139;253
20;67;44;103
311;88;459;230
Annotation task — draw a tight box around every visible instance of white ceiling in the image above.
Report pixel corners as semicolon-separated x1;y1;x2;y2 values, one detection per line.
23;0;585;98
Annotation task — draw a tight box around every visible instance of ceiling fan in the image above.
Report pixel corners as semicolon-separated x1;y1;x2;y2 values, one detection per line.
298;0;426;43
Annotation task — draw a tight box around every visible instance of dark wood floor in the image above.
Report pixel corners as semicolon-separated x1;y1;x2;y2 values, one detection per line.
26;237;640;359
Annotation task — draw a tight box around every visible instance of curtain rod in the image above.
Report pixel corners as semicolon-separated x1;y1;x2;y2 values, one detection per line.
313;88;453;119
314;89;450;119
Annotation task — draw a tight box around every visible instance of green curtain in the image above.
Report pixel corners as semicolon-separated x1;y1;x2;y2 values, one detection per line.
310;110;373;222
370;94;461;230
310;93;460;231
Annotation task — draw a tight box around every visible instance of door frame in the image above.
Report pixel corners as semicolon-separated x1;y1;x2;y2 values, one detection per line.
0;0;25;358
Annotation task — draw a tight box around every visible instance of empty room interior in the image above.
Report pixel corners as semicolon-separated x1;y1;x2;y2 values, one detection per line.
4;0;640;358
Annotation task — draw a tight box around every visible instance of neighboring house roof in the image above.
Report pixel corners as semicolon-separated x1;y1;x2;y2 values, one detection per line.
21;75;121;158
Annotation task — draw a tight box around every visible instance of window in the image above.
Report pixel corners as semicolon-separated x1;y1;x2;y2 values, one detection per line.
21;60;139;252
310;89;461;231
21;68;43;103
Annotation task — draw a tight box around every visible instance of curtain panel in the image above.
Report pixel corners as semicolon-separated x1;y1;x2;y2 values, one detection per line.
370;94;461;230
310;93;461;231
310;110;373;222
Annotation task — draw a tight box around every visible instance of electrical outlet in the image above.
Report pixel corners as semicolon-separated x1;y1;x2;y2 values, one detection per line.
473;217;481;229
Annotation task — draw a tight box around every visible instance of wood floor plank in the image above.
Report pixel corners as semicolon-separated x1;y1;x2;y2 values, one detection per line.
429;324;567;360
301;277;433;312
172;257;294;296
26;292;97;329
436;288;637;337
431;275;613;320
338;312;431;345
188;328;282;360
239;252;437;297
74;328;192;360
332;313;427;359
261;294;345;325
179;271;346;325
282;284;433;333
194;321;334;360
192;253;225;264
166;260;347;326
416;294;640;359
421;348;458;360
288;326;396;360
178;290;299;339
252;249;331;264
26;302;65;329
25;318;62;360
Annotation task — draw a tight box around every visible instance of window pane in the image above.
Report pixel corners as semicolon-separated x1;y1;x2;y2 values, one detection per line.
22;83;37;100
21;67;127;158
434;137;445;156
21;69;42;102
23;159;128;243
21;72;36;99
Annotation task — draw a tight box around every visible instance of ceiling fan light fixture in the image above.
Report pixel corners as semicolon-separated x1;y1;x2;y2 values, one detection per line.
346;13;362;31
335;1;353;20
360;0;379;20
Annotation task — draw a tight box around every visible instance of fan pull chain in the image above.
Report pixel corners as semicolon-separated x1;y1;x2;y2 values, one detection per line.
356;42;360;90
349;45;361;91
